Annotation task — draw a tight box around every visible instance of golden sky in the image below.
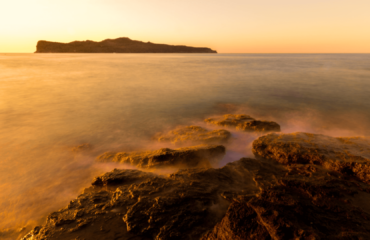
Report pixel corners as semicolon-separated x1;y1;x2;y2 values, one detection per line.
1;0;370;53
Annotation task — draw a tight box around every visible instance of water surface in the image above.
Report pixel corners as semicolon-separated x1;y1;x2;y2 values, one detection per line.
1;53;370;234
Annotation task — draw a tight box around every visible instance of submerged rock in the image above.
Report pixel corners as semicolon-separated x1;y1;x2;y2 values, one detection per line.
71;143;93;153
253;132;370;184
205;114;280;132
96;144;226;169
154;125;231;145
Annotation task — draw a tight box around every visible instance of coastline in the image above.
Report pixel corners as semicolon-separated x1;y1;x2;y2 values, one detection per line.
18;114;370;240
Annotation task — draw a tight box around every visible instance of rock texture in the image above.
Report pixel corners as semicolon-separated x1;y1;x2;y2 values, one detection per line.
205;114;280;132
154;126;231;145
96;145;226;169
203;133;370;239
22;158;265;240
22;132;370;240
35;37;217;53
203;166;370;239
253;132;370;184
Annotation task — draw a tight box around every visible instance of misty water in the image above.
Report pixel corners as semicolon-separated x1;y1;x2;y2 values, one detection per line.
1;53;370;233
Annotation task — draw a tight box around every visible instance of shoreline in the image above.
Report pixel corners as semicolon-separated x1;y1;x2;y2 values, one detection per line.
14;114;370;240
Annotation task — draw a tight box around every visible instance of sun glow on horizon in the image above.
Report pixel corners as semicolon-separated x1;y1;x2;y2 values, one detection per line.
1;0;370;53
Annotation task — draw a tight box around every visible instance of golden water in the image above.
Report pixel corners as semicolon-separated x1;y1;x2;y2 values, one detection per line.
1;53;370;235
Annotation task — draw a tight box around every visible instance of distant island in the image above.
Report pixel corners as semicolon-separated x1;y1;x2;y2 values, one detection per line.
35;37;217;53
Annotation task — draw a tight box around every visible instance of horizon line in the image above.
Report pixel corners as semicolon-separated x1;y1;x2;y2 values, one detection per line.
1;52;370;54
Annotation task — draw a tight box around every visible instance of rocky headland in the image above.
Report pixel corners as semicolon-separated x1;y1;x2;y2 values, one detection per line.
35;37;217;53
21;114;370;239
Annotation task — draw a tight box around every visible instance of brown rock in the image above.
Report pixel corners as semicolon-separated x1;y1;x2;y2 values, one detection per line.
201;201;272;240
22;132;370;240
205;114;280;132
205;177;370;240
91;169;156;186
22;158;263;240
154;125;231;145
252;132;370;184
96;144;226;169
203;139;370;240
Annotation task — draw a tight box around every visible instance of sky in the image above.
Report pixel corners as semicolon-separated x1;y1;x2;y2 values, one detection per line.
1;0;370;53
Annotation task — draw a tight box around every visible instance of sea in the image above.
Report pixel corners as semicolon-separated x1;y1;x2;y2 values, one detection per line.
1;53;370;236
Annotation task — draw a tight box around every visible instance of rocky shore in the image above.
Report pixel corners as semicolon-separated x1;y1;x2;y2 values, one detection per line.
21;114;370;239
35;37;217;53
96;144;226;169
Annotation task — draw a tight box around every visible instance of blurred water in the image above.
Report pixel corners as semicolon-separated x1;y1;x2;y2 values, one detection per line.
1;53;370;233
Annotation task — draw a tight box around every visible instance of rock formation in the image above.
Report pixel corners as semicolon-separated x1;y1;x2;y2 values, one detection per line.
96;145;226;169
205;114;281;132
35;37;217;53
203;133;370;239
154;126;231;145
203;165;370;239
253;132;370;184
22;158;264;240
22;129;370;239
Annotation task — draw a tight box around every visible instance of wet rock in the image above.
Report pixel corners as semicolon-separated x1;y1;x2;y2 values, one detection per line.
96;144;226;169
22;158;265;240
22;132;370;240
154;125;231;145
205;168;370;239
203;136;370;239
201;201;272;240
253;132;370;184
91;169;156;186
203;183;370;239
205;114;280;132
